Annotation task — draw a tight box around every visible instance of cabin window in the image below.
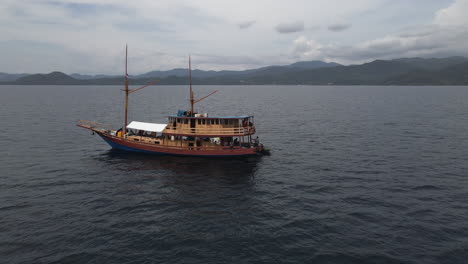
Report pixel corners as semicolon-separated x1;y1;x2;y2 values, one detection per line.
215;119;219;125
198;119;201;125
184;119;188;124
202;119;206;125
177;119;181;123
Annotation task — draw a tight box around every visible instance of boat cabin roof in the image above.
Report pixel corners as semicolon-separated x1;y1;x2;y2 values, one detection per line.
167;115;253;119
127;121;167;132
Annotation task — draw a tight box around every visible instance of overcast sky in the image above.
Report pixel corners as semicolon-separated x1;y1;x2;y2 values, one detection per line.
1;0;468;74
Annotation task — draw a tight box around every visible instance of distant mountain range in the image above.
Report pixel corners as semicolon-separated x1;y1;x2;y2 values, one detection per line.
0;72;29;82
73;60;341;79
1;57;468;85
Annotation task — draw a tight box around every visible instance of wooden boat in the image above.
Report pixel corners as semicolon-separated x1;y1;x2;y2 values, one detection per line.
77;46;268;157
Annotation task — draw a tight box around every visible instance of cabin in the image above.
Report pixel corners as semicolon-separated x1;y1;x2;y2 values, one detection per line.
163;115;255;136
122;112;257;150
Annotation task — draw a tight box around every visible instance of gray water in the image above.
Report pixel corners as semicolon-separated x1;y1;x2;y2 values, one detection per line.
1;85;468;263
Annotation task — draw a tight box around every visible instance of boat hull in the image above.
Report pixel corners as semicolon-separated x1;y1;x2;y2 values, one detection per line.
97;132;260;157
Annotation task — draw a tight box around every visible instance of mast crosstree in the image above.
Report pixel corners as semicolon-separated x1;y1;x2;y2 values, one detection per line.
187;56;218;115
122;45;159;136
124;45;129;135
189;56;194;115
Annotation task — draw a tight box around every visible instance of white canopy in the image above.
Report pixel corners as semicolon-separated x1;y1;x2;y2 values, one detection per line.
127;121;167;133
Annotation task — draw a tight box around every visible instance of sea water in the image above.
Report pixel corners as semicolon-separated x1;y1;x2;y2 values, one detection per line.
1;85;468;263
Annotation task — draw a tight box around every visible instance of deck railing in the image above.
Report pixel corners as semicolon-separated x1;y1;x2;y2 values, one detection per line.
163;126;256;135
123;136;256;151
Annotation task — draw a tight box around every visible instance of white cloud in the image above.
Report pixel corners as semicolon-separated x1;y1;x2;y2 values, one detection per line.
0;0;466;73
434;0;468;25
291;36;324;60
290;0;468;64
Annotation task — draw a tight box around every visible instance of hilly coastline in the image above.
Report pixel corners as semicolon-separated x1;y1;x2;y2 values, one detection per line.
1;57;467;85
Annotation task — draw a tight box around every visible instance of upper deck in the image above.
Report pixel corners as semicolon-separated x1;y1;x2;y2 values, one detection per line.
162;115;256;137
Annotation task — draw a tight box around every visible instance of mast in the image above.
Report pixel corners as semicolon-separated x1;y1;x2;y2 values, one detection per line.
123;45;129;135
189;56;194;115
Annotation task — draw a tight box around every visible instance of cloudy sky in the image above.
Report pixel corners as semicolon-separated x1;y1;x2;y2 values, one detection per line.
1;0;467;74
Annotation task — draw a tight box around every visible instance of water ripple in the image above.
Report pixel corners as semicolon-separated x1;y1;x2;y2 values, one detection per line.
1;85;468;263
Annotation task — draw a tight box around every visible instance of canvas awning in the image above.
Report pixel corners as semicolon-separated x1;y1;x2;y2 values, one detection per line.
127;121;167;132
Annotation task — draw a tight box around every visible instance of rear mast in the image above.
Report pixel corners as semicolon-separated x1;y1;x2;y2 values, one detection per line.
189;56;194;116
123;45;129;135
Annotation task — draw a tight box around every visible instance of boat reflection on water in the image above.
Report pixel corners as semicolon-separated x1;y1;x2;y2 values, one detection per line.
89;149;264;230
95;149;261;184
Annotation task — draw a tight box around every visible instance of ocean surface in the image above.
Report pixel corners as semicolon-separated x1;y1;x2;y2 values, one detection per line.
1;85;468;264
